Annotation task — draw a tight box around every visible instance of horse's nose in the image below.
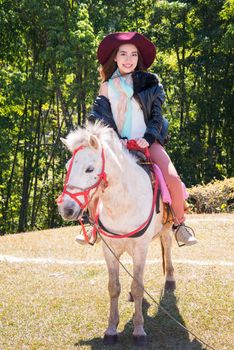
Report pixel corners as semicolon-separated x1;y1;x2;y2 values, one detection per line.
64;207;75;218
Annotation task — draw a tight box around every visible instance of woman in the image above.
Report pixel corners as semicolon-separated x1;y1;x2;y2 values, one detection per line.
76;32;197;246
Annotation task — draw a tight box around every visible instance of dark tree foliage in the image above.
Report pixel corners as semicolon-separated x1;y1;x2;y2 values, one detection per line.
0;0;233;233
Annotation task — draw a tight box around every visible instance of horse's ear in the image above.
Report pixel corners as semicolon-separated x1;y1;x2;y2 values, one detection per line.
60;137;68;148
89;135;100;150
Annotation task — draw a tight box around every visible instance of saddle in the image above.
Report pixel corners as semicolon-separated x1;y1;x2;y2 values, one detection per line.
127;140;174;224
127;140;190;225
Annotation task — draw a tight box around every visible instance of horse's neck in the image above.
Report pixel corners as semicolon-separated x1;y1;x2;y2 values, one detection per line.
99;148;153;229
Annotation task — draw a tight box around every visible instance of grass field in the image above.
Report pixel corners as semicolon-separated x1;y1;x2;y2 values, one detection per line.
0;214;233;350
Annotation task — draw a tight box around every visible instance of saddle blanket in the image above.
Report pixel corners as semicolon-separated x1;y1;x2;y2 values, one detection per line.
153;164;189;205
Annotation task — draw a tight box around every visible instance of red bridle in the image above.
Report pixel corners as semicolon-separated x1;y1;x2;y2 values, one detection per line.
56;145;108;210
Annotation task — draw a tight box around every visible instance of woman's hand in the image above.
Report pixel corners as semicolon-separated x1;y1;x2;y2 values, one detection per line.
121;139;128;147
136;138;149;148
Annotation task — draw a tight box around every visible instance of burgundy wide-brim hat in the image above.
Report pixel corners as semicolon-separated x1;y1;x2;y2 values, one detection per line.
97;32;156;69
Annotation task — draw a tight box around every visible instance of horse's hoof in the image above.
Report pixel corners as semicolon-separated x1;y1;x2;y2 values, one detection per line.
133;335;148;347
165;280;176;291
128;291;134;302
103;334;118;345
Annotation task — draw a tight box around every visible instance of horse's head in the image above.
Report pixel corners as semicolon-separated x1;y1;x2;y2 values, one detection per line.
57;125;109;221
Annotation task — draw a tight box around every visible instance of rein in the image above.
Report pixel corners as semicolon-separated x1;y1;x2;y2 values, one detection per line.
93;174;158;239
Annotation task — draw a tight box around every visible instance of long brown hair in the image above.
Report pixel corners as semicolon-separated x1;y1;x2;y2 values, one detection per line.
99;48;146;82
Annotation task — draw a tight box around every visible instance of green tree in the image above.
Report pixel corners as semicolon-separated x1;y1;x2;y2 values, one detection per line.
149;0;234;185
0;0;233;234
0;0;97;233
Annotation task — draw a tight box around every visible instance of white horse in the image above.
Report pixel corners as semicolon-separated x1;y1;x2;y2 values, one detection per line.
57;122;175;346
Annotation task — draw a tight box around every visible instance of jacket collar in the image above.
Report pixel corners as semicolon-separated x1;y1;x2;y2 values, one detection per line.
132;71;159;93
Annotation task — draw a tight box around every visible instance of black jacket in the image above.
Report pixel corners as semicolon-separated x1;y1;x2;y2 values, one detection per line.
89;71;169;146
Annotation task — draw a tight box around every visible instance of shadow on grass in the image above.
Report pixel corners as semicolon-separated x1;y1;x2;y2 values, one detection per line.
75;290;205;350
143;290;206;350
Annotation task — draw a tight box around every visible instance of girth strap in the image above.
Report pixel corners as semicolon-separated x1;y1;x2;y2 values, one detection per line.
97;206;155;238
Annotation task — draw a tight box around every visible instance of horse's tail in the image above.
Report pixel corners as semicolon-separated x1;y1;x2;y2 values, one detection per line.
160;236;165;275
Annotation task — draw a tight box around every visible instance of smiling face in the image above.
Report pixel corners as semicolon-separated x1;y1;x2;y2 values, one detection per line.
114;43;139;75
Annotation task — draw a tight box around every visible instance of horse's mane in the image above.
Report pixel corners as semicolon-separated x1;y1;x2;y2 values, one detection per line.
64;122;115;152
64;121;140;171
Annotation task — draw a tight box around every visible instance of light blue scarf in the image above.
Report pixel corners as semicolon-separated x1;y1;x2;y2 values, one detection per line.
109;69;134;139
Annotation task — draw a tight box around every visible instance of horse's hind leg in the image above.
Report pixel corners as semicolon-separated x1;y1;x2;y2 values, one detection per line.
102;247;121;345
160;224;176;291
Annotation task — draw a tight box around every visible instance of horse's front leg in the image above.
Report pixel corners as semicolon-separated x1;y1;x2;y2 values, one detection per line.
131;245;148;347
160;223;176;291
102;245;121;345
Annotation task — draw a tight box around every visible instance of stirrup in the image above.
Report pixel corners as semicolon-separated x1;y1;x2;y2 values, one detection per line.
173;224;197;247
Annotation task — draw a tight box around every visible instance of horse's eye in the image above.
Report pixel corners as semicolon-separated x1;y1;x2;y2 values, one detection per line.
85;166;94;173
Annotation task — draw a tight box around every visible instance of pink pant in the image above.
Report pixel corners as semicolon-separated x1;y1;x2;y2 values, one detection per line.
149;142;185;224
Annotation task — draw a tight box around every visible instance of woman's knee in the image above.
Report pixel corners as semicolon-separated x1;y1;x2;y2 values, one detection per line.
165;172;182;192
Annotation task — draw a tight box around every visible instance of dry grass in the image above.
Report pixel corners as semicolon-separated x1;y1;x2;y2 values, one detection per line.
0;214;233;350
